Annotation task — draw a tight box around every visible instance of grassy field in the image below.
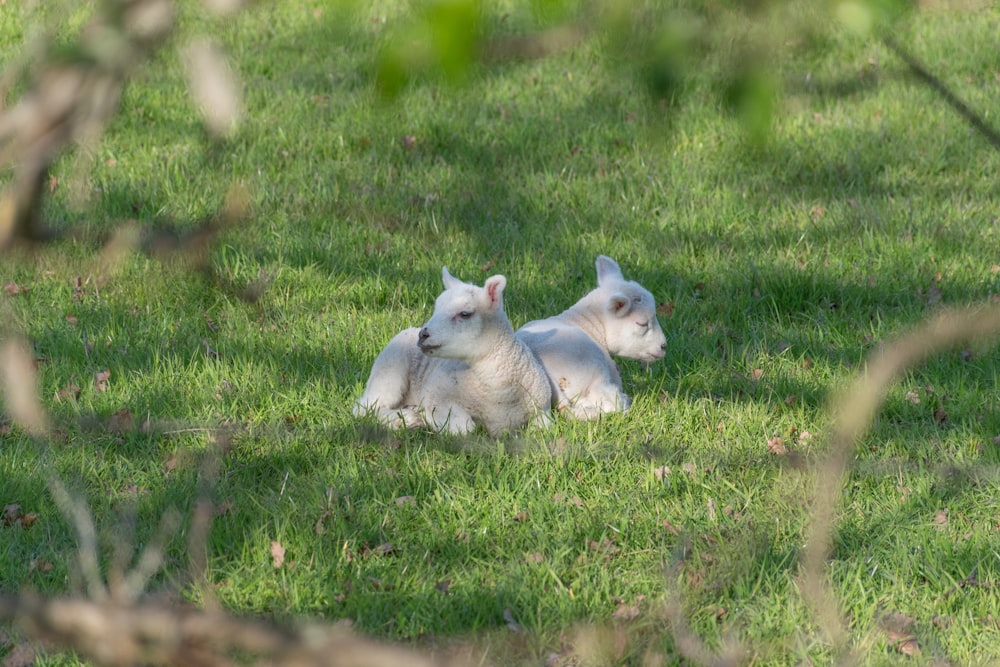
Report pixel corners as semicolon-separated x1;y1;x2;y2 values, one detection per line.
2;1;1000;665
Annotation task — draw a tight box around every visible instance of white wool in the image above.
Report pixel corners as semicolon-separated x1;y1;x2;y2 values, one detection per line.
516;255;666;420
353;268;552;436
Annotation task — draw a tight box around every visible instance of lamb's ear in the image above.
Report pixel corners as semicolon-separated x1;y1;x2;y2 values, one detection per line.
441;267;464;290
607;292;632;318
596;255;624;286
483;275;507;311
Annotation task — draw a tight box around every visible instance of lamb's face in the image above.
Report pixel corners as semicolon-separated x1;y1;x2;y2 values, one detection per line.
602;282;667;363
417;269;507;360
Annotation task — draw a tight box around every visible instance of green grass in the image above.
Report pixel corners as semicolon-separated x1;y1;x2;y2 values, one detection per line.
2;1;1000;665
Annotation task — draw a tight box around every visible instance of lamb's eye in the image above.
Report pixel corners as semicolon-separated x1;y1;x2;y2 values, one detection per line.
636;320;650;330
458;311;474;320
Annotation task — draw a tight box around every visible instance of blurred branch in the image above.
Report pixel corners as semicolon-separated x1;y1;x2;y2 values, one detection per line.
0;594;448;667
0;0;174;250
802;304;1000;649
882;33;1000;152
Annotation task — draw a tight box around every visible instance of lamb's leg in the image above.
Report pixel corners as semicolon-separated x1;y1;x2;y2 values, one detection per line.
565;381;630;420
424;403;476;435
353;329;424;429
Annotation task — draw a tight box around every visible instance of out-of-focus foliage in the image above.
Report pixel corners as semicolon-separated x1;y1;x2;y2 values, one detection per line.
374;0;917;143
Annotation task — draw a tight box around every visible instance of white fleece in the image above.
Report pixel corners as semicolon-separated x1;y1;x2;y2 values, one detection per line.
354;268;552;436
516;255;666;420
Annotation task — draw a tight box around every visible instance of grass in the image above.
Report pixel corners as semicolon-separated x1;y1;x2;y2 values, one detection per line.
2;1;1000;665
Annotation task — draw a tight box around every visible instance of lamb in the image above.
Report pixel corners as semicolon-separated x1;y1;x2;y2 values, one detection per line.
516;255;667;420
353;267;552;437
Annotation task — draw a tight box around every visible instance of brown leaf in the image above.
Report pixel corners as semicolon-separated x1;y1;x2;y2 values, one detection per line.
163;455;179;472
657;301;674;317
3;282;27;296
749;368;764;381
17;512;38;529
895;638;920;657
933;406;947;423
933;509;948;527
766;436;787;455
435;579;451;594
55;383;80;403
401;135;417;150
524;552;544;564
394;495;415;506
270;540;286;568
28;557;53;573
513;510;529;522
94;369;110;392
653;465;670;481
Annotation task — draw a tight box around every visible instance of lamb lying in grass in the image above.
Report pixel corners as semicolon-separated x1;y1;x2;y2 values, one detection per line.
353;267;552;436
516;255;666;420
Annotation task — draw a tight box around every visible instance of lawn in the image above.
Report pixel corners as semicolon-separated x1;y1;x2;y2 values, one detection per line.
2;1;999;665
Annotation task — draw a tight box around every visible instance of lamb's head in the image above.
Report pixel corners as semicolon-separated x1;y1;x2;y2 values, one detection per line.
593;255;667;363
417;267;511;360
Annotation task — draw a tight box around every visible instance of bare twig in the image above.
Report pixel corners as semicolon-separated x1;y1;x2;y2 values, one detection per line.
882;33;1000;152
0;594;451;667
802;304;1000;648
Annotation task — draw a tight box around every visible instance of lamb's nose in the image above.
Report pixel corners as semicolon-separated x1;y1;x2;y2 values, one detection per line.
418;328;430;342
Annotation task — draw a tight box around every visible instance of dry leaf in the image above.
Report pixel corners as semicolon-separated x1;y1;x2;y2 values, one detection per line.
895;637;921;657
270;540;286;568
525;552;544;564
394;495;415;506
435;579;451;594
94;369;111;392
653;465;670;480
933;509;948;527
28;557;53;573
56;383;80;403
766;436;787;455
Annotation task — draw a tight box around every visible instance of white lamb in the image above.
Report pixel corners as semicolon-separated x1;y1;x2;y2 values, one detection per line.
516;255;667;420
353;267;552;437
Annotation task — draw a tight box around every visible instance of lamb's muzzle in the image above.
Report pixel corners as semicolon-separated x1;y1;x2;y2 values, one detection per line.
417;327;438;353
